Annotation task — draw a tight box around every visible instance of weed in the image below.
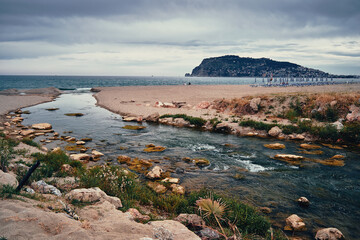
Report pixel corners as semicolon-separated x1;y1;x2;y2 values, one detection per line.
21;138;41;149
239;120;275;132
0;138;14;172
160;114;206;127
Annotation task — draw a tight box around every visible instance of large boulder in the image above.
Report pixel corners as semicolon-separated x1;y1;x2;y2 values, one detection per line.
66;187;122;208
31;123;52;130
315;228;345;240
146;166;164;179
250;98;261;112
268;126;282;137
31;180;61;196
0;170;18;187
285;214;306;231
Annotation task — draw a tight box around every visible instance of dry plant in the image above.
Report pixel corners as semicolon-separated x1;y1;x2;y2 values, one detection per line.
196;195;227;238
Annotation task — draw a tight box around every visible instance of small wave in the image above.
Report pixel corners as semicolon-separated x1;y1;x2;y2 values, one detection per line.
62;88;92;93
235;159;273;172
190;143;216;151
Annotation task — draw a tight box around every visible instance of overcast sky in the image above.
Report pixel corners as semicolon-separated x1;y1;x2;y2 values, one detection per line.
0;0;359;76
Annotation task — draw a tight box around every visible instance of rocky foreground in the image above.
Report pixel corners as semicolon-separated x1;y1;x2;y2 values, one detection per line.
1;85;356;240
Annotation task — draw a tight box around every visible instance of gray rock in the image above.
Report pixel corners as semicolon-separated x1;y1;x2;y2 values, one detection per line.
198;227;220;239
268;126;282;137
31;180;61;196
331;121;343;131
315;228;345;240
250;98;261;112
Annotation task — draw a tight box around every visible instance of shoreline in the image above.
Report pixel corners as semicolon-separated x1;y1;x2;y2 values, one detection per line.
0;87;62;121
93;83;360;118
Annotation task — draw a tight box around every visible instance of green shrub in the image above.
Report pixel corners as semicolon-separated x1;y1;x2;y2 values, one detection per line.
160;114;206;127
21;138;41;149
239;120;275;132
0;184;17;199
0;138;14;172
341;123;360;144
311;124;339;142
325;106;339;122
210;118;222;128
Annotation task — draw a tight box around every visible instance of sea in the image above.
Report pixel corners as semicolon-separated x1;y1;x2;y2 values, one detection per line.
0;75;359;90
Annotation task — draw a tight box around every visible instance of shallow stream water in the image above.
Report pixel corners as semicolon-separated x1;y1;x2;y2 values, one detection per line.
21;91;360;239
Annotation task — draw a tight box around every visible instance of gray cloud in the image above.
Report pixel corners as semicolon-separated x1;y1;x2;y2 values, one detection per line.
0;0;359;75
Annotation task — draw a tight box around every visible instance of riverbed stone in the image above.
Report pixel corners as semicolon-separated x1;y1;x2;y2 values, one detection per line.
285;214;306;231
330;154;345;159
274;154;304;161
91;150;104;158
32;123;52;130
297;197;310;207
170;184;185;195
66;187;122;208
117;155;131;164
147;182;167;194
20;129;35;136
300;143;321;150
70;153;91;161
193;158;210;167
264;143;285;149
315;228;345;240
161;177;180;184
76;140;86;145
146;166;164;179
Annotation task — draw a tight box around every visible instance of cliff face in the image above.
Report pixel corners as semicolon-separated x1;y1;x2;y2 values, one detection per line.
189;55;333;78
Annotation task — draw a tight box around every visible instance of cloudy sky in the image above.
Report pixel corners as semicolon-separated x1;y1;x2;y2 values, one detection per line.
0;0;359;76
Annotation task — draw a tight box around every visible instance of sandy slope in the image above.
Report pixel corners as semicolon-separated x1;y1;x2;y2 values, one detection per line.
94;84;360;119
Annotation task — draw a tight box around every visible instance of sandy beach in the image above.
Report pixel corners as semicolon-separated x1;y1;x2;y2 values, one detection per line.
94;84;360;119
0;87;61;117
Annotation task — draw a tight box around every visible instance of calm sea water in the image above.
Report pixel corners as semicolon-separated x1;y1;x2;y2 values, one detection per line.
0;75;257;90
20;91;360;239
1;75;359;91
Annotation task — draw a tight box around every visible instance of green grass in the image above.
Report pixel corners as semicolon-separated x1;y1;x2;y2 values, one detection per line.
160;114;206;127
239;120;276;132
21;138;41;149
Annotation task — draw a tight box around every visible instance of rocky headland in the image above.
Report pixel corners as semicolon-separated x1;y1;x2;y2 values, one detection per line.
186;55;356;78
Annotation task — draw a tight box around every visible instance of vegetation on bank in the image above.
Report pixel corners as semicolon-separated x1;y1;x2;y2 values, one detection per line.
239;119;360;143
160;114;207;127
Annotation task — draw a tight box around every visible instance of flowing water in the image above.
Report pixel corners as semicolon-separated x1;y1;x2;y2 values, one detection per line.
21;90;360;239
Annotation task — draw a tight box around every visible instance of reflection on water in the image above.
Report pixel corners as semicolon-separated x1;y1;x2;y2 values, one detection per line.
22;92;360;239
